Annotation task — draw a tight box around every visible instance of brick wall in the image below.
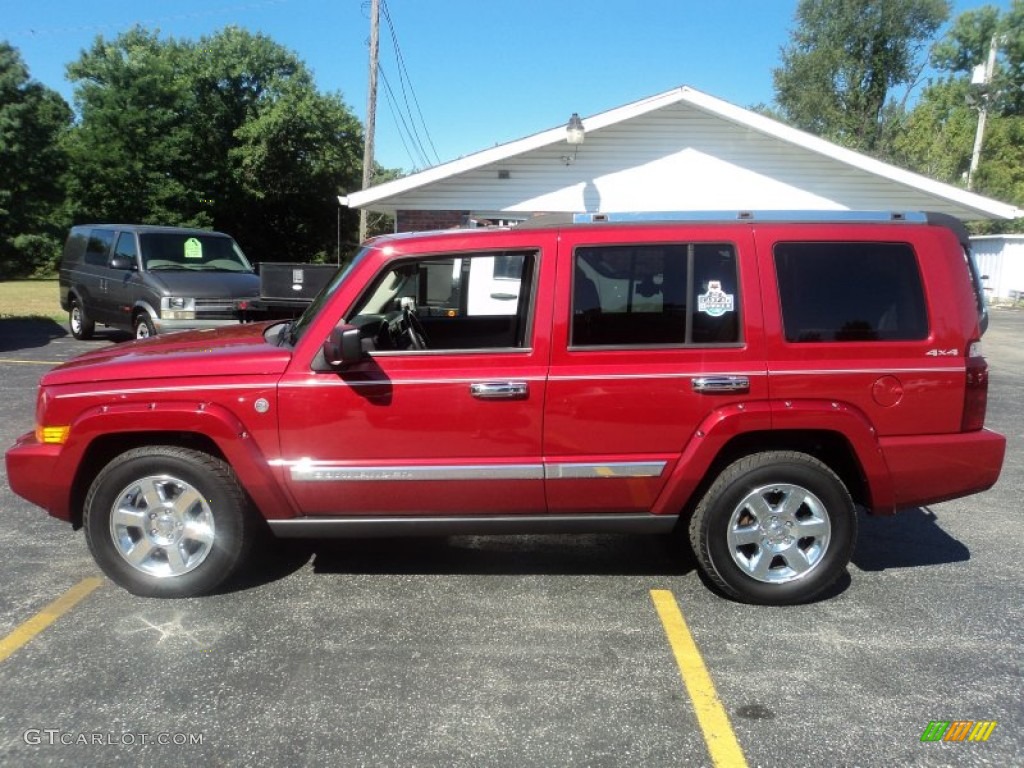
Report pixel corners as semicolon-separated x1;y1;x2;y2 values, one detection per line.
395;209;469;233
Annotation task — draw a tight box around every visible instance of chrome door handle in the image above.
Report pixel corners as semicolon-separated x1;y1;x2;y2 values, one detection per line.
692;376;750;393
470;381;529;400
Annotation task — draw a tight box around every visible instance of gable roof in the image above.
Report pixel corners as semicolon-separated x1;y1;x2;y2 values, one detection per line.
340;86;1021;221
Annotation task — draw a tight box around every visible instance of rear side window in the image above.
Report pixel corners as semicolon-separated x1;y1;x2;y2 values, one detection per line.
84;229;115;266
774;242;928;342
572;243;740;347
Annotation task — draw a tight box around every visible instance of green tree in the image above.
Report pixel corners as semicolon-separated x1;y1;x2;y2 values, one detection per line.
64;26;364;264
894;1;1024;227
773;0;950;154
186;27;363;262
64;28;197;227
0;42;72;278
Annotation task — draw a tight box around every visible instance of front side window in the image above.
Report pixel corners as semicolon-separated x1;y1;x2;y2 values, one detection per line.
572;243;740;347
113;232;138;264
774;242;928;342
348;250;536;352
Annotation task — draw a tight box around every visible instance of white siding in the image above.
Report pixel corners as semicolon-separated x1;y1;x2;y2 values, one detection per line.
370;102;1004;218
972;236;1024;300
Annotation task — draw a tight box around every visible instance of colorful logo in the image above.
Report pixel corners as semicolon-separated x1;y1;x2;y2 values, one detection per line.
920;720;997;742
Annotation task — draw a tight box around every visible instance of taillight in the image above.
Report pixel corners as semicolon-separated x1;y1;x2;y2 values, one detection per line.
963;340;989;432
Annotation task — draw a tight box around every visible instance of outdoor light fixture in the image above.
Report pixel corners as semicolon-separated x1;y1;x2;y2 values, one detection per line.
562;112;585;164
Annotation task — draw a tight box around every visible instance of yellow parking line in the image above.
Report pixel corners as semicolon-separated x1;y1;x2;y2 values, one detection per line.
0;359;63;365
650;589;748;768
0;577;104;663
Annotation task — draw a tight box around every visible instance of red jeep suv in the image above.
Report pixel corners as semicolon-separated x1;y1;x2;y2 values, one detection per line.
5;211;1006;604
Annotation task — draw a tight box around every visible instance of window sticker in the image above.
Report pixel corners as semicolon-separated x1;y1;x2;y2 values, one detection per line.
697;280;735;317
184;238;203;259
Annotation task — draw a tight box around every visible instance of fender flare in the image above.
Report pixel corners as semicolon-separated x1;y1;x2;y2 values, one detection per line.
56;400;297;521
651;399;894;516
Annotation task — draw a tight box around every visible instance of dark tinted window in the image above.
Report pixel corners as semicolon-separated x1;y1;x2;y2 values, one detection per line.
84;229;115;266
113;232;138;263
572;243;740;347
774;242;928;342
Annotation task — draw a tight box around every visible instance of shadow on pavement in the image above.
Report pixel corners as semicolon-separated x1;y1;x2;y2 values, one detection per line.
852;507;970;571
0;318;67;352
303;533;692;578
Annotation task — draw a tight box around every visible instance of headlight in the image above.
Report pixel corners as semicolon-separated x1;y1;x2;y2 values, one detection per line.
160;296;196;320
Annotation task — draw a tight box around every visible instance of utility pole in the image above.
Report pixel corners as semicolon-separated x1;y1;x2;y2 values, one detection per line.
359;0;380;243
967;35;999;192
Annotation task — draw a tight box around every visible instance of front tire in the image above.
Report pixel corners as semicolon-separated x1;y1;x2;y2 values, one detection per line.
689;451;857;605
69;298;95;340
134;313;156;339
83;446;258;597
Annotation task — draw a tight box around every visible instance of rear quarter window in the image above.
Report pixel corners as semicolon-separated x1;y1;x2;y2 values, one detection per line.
84;229;115;267
774;242;928;342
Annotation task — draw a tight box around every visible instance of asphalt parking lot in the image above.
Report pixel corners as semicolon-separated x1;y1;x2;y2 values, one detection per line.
0;312;1021;767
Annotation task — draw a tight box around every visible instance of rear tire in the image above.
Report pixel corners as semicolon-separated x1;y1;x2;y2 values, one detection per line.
69;298;95;340
688;451;856;605
83;446;258;598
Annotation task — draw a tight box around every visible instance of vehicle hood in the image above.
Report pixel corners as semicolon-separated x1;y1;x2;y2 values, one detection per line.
146;270;260;298
43;322;292;386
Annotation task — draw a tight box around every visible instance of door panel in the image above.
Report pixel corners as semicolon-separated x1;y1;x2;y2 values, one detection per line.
544;226;765;514
276;243;554;516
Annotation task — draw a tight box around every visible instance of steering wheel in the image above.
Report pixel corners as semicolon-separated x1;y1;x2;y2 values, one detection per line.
403;305;429;350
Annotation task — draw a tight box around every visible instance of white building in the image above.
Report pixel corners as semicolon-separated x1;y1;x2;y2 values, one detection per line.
972;235;1024;301
341;86;1021;231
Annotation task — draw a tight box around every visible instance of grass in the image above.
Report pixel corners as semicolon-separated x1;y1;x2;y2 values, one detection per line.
0;279;65;323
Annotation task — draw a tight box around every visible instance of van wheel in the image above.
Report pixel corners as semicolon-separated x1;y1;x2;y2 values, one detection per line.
83;446;259;597
69;298;95;340
688;451;857;605
134;313;156;339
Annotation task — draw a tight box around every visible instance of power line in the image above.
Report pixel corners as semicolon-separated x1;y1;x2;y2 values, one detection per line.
379;64;430;169
378;0;440;168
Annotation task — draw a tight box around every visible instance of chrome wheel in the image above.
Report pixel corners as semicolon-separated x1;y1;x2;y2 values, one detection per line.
725;483;831;584
69;298;94;339
109;474;215;578
689;451;856;605
135;315;153;339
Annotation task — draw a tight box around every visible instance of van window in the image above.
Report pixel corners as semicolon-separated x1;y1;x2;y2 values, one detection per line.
139;233;253;272
113;232;138;264
774;242;928;342
85;230;115;267
571;243;740;347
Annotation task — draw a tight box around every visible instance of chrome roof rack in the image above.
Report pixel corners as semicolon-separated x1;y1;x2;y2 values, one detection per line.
570;210;929;224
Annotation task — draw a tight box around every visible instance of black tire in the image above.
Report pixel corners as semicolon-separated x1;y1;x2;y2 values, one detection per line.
134;312;156;339
83;446;259;598
69;297;95;340
688;451;857;605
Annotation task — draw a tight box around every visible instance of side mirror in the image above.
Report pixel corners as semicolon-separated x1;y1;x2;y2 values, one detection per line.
109;256;135;271
322;324;364;368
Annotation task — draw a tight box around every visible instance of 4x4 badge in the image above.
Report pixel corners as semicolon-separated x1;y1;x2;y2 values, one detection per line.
698;280;735;317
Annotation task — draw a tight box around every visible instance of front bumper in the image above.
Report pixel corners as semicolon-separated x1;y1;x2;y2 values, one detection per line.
5;431;67;520
152;317;244;334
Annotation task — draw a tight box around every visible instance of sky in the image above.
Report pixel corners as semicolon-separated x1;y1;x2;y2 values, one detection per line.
2;0;1013;175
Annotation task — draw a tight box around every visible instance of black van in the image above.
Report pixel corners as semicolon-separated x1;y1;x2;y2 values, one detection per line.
59;225;261;339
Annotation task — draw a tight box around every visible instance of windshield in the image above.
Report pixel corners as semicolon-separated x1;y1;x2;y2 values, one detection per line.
139;233;254;273
287;246;371;344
